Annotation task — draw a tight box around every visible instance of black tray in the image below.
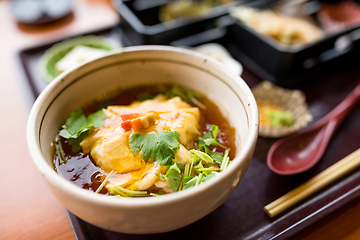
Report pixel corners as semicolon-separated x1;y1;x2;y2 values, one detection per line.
18;24;360;240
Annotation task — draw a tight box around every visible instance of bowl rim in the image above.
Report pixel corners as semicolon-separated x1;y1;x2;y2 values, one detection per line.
27;45;259;208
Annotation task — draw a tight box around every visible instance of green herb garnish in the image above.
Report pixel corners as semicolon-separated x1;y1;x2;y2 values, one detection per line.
182;172;216;190
59;108;106;152
195;173;203;185
196;167;221;171
166;162;183;191
200;173;216;182
150;191;163;197
112;185;148;197
138;92;157;101
208;151;225;165
129;130;180;166
220;149;230;171
165;85;206;110
198;124;228;151
183;176;197;189
95;170;114;193
156;173;166;181
194;160;204;171
54;141;66;164
267;110;294;127
190;149;213;163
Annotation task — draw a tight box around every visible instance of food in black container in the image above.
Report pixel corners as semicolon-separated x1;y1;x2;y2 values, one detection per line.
114;0;242;45
231;5;323;46
317;0;360;34
227;0;360;85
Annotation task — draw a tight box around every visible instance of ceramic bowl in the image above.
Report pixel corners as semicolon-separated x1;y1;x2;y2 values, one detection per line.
27;45;258;234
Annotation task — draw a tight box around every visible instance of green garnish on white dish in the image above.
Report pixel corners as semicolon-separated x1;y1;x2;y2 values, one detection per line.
267;110;294;127
40;35;120;83
55;45;108;73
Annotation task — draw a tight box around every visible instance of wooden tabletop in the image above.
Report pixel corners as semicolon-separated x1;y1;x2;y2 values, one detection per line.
0;0;359;239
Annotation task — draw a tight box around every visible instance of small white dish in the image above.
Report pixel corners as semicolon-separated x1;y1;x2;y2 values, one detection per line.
189;43;243;76
252;81;313;138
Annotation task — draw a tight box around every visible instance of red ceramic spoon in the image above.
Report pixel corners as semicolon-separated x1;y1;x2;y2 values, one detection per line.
267;82;360;175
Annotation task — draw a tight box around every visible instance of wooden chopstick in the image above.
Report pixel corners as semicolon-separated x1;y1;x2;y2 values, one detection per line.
264;148;360;218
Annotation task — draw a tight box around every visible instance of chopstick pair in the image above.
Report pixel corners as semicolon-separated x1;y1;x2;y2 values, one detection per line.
264;147;360;218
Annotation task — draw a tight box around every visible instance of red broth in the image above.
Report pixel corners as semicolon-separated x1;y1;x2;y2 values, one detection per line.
53;85;236;195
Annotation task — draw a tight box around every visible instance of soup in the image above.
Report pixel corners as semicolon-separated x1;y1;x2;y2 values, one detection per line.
52;85;236;197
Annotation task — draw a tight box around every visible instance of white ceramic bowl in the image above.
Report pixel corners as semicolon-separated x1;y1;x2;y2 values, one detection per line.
27;45;258;234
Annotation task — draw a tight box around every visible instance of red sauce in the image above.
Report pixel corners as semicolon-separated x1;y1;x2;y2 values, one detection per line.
53;85;236;195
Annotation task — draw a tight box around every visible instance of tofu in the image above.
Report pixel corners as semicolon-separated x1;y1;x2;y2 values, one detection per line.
55;45;108;73
106;161;155;191
80;96;201;191
105;97;200;148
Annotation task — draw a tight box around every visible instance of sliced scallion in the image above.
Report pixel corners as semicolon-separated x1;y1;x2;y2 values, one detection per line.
197;168;221;172
113;185;148;197
95;170;114;193
54;143;64;164
190;149;214;163
220;149;230;171
57;141;66;164
195;173;203;186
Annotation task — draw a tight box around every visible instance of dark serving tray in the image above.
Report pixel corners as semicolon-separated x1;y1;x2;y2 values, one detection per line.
17;24;360;240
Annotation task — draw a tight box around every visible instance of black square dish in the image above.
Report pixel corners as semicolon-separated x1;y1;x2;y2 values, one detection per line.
228;0;360;85
114;0;246;45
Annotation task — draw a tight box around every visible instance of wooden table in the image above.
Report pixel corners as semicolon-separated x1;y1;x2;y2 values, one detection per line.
0;0;359;239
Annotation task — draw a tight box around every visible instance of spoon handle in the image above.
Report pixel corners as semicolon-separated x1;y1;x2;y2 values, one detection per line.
311;82;360;131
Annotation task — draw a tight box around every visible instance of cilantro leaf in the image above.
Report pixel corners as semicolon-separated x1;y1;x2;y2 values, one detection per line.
198;124;228;150
211;124;219;139
166;162;183;191
59;108;106;152
86;110;107;128
183;176;197;189
208;151;225;165
138;92;156;101
67;132;87;152
201;173;216;182
129;130;180;166
204;138;216;146
183;173;216;190
198;132;212;152
61;108;87;137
